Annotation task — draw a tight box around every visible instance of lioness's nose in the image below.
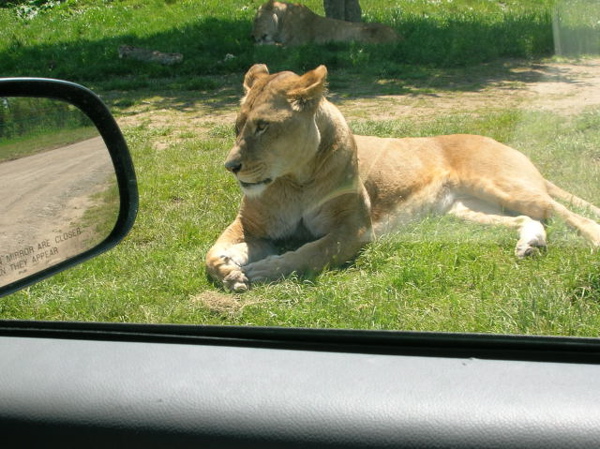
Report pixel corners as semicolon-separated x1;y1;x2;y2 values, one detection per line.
225;160;242;174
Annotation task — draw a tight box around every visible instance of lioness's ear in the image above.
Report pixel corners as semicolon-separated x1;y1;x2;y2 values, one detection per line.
288;65;328;111
243;64;270;94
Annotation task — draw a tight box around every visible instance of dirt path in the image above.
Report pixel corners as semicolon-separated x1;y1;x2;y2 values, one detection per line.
0;137;115;285
116;58;600;150
336;58;600;122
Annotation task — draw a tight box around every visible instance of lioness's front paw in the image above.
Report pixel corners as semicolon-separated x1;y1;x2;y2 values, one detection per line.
244;255;286;283
223;270;250;293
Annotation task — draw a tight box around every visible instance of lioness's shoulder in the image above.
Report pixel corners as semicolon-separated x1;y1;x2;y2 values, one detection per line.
282;2;317;22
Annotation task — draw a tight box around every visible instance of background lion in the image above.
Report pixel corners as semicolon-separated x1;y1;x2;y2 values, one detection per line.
251;1;400;46
206;64;600;292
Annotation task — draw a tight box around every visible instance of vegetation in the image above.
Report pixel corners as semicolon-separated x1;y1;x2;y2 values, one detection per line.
0;97;96;160
0;0;565;88
1;0;600;336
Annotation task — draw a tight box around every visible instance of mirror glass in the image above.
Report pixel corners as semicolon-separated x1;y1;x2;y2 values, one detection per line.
0;97;118;288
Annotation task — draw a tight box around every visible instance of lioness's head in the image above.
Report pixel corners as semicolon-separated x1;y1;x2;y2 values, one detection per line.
251;1;284;45
225;64;327;197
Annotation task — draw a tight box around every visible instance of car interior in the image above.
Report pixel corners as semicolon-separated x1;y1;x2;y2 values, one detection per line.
1;1;600;447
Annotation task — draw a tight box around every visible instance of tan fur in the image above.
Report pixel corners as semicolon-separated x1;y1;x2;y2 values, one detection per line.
251;0;400;46
206;64;600;292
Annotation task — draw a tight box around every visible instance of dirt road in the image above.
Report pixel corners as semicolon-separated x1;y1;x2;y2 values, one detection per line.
0;136;115;285
115;58;600;153
336;58;600;122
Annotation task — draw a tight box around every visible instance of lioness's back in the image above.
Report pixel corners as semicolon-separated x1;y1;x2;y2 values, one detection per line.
252;1;400;46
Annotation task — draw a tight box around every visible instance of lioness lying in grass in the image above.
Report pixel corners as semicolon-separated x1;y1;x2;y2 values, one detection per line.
206;64;600;292
251;0;400;46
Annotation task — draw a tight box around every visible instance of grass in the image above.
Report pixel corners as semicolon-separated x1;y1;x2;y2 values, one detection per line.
0;0;566;87
1;0;600;336
0;97;97;160
0;125;98;161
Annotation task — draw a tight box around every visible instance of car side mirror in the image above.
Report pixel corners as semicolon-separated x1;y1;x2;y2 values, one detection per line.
0;78;138;297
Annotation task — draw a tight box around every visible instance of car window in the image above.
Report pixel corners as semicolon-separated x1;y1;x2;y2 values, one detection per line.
1;0;599;337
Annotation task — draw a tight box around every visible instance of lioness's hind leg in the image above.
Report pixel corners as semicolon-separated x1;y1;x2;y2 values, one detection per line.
448;199;547;257
503;187;600;247
550;200;600;247
492;187;600;247
514;219;547;258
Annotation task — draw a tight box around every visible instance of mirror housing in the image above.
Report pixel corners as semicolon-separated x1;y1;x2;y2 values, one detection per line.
0;78;138;297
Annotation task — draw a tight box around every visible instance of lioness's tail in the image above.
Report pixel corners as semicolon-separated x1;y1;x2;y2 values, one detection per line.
546;180;600;218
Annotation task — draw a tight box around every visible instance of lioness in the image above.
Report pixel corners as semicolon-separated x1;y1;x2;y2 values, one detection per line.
206;64;600;292
251;0;400;46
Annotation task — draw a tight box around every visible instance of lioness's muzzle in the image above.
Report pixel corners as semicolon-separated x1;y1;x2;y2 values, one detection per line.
225;159;242;174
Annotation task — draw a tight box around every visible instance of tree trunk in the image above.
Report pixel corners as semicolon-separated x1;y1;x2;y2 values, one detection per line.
323;0;362;22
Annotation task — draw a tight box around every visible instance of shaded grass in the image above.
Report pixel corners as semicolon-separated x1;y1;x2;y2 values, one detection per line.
0;0;574;90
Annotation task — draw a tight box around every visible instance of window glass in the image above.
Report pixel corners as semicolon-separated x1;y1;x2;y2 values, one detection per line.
1;0;598;336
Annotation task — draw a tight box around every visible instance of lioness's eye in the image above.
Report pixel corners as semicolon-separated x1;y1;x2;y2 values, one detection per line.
255;120;269;134
234;119;245;136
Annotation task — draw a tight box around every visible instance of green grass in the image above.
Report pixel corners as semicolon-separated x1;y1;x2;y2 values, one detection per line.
0;96;97;160
0;0;573;88
3;0;597;90
0;125;98;161
1;0;600;336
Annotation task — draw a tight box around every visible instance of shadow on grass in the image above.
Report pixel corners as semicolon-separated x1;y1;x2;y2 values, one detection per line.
2;11;597;113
